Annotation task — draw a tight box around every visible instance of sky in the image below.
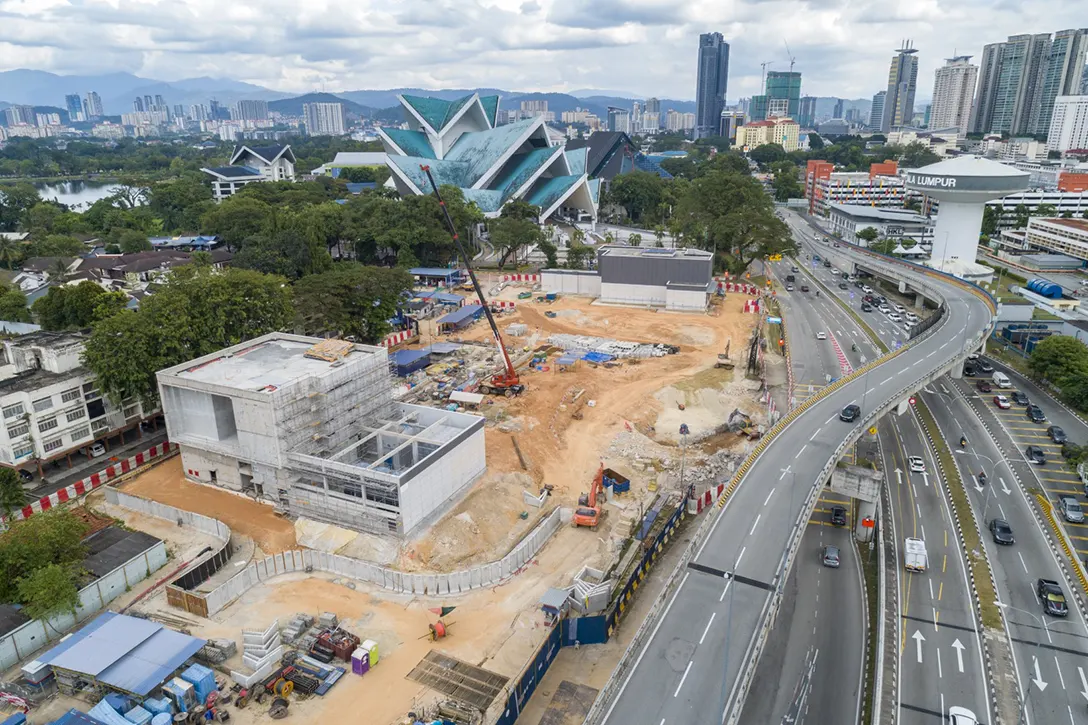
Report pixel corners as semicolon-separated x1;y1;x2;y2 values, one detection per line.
0;0;1085;102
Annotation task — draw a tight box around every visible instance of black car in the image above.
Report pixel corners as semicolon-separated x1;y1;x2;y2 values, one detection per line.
1027;405;1046;423
1011;391;1029;405
830;505;848;526
785;274;796;283
800;285;810;292
854;280;865;289
840;404;861;422
976;380;992;393
1048;426;1068;443
17;469;31;483
978;361;994;374
823;260;832;268
1037;578;1069;617
861;303;873;312
1025;445;1046;465
963;364;977;377
989;518;1015;545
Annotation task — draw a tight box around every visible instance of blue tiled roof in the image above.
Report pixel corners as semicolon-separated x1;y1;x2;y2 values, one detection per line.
388;155;474;192
527;175;584;213
478;96;500;128
588;178;601;205
442;95;473;127
491;146;562;200
383;128;436;159
461;188;505;213
445;116;539;187
204;165;262;179
565;147;588;177
402;95;452;131
634;153;673;179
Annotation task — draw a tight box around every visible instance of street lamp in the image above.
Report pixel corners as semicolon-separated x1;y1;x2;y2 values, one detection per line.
995;602;1077;725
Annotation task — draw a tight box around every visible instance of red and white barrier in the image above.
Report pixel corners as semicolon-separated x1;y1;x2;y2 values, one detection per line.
743;299;761;313
10;441;177;523
827;330;854;377
489;300;516;309
501;274;539;283
382;329;416;348
714;280;761;296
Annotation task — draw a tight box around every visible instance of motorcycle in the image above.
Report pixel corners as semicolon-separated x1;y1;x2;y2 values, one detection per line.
960;436;967;449
978;471;988;486
816;290;821;298
851;343;858;353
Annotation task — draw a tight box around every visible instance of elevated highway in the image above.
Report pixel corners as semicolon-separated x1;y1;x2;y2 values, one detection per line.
586;221;997;725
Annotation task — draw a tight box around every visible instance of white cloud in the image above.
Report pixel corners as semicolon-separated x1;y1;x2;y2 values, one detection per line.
0;0;1084;101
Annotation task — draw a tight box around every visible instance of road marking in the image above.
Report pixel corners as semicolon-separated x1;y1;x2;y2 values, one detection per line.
921;523;926;540
937;648;943;678
933;608;939;632
942;555;947;573
719;579;731;602
912;483;918;497
881;377;893;385
928;579;934;600
825;415;836;425
763;488;775;506
1078;667;1088;702
780;466;792;481
938;581;943;601
927;351;935;358
1033;656;1049;691
952;639;965;673
940;342;948;349
1056;656;1066;690
699;612;716;645
796;445;807;459
866;388;875;395
1018;552;1029;574
912;630;925;663
736;546;746;567
749;515;761;536
673;660;693;697
810;430;819;441
917;503;922;517
999;504;1008;520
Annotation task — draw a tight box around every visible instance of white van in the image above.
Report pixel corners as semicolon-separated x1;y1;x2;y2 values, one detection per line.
993;371;1011;388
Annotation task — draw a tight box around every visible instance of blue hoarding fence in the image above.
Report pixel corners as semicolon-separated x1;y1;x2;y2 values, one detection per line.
495;624;562;725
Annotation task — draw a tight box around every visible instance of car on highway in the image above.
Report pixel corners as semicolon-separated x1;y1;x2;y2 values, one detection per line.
823;260;832;267
887;313;902;322
830;505;847;526
792;266;800;273
1037;578;1069;617
821;545;841;568
908;456;925;473
879;305;892;314
1059;495;1084;523
816;331;827;340
947;706;978;725
905;312;920;324
833;243;840;248
976;380;993;393
861;303;873;312
800;285;810;292
1011;391;1029;405
1047;425;1067;443
1025;445;1046;465
1026;405;1046;423
862;285;873;293
786;285;794;291
988;518;1015;545
894;304;906;314
838;282;848;290
977;360;994;374
839;404;861;422
993;394;1011;409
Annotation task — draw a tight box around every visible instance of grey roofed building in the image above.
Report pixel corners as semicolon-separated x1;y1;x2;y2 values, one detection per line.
827;203;935;247
564;132;636;181
596;245;714;311
202;165;262;179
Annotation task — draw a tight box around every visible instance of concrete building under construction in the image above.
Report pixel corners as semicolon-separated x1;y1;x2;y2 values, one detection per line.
157;334;486;536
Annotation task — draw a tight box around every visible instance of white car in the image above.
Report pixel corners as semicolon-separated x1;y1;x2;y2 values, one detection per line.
887;313;902;322
895;304;906;314
948;706;978;725
905;313;920;323
816;331;827;340
879;305;892;314
862;285;873;293
908;456;925;473
90;442;106;457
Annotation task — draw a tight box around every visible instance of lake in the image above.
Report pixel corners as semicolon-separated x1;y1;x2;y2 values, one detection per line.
33;180;122;210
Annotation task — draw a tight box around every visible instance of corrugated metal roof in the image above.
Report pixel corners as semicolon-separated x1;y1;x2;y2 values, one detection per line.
411;268;462;278
44;613;159;676
438;304;483;326
98;627;206;695
391;349;430;365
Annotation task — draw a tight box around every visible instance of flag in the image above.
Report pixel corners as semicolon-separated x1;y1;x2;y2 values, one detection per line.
429;606;456;617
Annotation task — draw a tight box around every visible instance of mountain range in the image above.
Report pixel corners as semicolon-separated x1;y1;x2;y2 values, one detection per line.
0;70;697;121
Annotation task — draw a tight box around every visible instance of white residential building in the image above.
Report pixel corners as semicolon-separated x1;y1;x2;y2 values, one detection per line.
157;334;487;537
0;332;153;471
986;189;1088;228
201;144;297;202
1047;95;1088;154
1021;217;1088;262
929;56;978;131
303;102;346;136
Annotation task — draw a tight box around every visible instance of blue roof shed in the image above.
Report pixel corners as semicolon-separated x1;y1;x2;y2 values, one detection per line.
437;304;484;331
390;348;432;377
411;267;464;285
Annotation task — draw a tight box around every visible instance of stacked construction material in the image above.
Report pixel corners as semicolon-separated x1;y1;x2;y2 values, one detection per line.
196;638;237;665
546;333;673;360
230;621;284;688
179;664;217;703
281;613;315;643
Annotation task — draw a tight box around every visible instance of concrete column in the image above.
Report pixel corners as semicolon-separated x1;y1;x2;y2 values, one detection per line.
913;294;926;312
950;362;964;380
854;499;877;542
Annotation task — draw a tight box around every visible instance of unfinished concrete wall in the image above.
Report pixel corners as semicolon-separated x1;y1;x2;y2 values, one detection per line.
541;270;601;296
399;425;486;534
178;445;245;491
600;281;664;306
665;286;709;311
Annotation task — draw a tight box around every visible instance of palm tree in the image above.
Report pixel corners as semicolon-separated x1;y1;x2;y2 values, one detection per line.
0;237;21;270
48;258;70;281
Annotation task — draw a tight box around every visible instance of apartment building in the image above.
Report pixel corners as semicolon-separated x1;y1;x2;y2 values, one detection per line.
805;160;905;216
0;332;153;472
734;117;801;152
1020;217;1088;262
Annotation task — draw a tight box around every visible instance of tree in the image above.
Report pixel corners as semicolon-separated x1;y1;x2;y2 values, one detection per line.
148;177;214;233
200;196;276;250
654;226;666;248
981;205;999;236
897;141;941;169
17;564;80;623
293;265;413;343
0;508;86;603
1013;204;1030;229
82;266;294;406
1035;204;1058;218
869;238;899;255
808;133;825;150
24;203;64;235
0;284;29;323
539;236;559;267
32;281;127;330
338;166;391;186
748;143;790;167
566;242;595;269
609;171;666;222
0;235;22;269
904;197;921;212
0;468;25;517
628;232;643;247
118;229;152;253
1028;335;1088;386
770;161;803;201
0;183;40;232
489;216;541;269
856;227;880;244
28;234;83;258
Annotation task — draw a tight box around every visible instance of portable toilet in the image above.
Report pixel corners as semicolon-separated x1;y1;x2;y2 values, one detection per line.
360;639;379;667
351;647;369;676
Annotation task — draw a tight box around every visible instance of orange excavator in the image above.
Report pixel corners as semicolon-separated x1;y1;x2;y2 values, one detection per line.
421;165;524;397
573;465;606;529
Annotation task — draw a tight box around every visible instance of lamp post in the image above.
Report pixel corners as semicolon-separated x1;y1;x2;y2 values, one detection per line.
996;602;1077;725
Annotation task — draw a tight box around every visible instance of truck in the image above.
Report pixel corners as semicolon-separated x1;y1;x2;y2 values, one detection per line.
904;538;928;572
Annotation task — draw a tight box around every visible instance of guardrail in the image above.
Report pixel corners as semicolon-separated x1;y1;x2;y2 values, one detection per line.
584;236;997;725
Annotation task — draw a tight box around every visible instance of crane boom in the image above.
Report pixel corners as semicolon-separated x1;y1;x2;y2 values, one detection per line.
420;165;522;394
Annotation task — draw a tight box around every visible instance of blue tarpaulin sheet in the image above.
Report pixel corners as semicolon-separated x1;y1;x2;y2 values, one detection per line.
637;510;659;540
583;352;613;364
87;702;130;725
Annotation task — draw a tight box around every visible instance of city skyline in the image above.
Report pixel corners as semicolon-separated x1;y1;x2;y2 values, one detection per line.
0;1;1084;103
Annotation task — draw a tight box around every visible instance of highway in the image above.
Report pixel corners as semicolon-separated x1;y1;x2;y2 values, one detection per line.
594;210;995;725
926;372;1088;724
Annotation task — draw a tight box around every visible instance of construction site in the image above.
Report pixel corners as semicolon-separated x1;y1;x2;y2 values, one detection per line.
0;264;785;725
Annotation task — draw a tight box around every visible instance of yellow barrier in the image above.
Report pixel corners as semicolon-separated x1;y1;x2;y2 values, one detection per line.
1034;493;1088;595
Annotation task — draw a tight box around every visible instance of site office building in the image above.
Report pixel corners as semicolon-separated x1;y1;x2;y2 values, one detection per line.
0;332;151;472
156;333;486;537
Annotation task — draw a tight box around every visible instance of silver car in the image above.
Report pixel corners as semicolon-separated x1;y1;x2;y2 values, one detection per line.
822;545;841;568
1059;496;1084;523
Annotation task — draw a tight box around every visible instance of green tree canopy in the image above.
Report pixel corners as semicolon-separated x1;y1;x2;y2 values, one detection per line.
1028;335;1088;387
770;161;803;202
82;266;294;406
0;508;86;604
748;143;790;168
17;563;81;623
0;283;30;323
32;281;128;331
0;468;25;517
0;183;40;232
117;229;152;253
856;227;880;243
609;171;666;223
293;264;413;343
200;196;276;250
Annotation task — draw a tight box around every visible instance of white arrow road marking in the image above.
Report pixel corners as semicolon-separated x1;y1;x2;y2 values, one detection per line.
921;472;930;487
1000;478;1012;495
940;384;949;394
895;468;903;485
912;630;925;663
952;639;965;673
1033;656;1049;691
1077;666;1088;701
